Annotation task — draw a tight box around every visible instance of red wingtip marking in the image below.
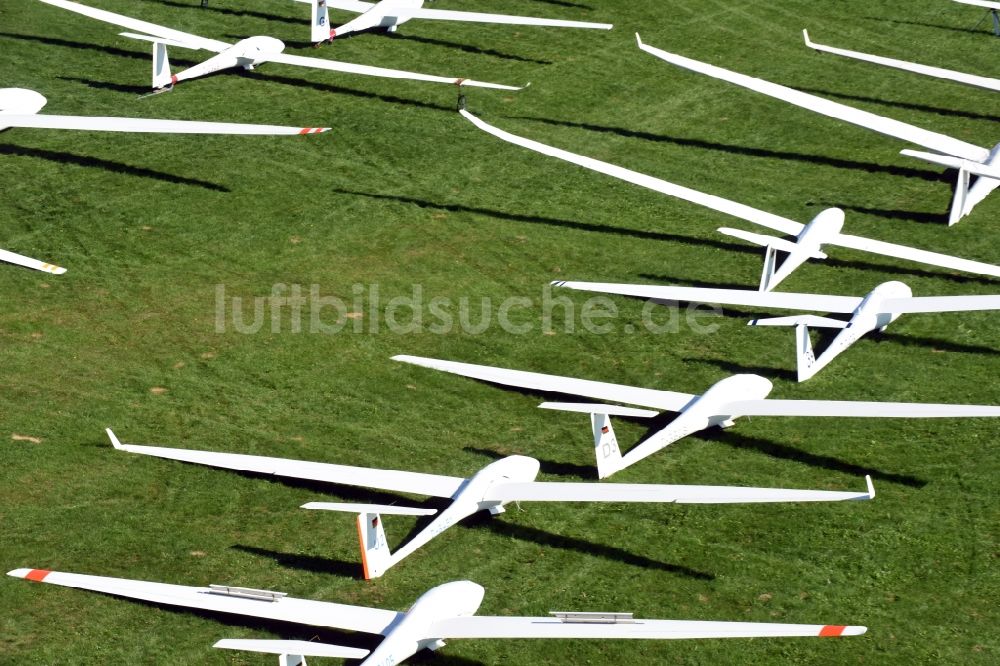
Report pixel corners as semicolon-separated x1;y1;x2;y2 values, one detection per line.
299;128;312;135
819;625;846;637
26;569;51;582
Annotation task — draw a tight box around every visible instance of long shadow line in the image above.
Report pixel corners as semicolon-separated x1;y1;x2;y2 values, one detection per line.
331;189;757;254
387;32;552;65
794;86;1000;124
0;32;200;67
862;15;993;37
508;115;951;183
463;512;716;580
830;203;947;226
697;429;928;488
0;144;229;192
144;0;304;25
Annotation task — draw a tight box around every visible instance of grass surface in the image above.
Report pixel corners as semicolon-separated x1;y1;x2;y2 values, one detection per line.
2;0;999;663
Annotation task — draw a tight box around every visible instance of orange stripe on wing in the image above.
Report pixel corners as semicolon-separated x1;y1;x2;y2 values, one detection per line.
26;569;51;582
819;625;846;637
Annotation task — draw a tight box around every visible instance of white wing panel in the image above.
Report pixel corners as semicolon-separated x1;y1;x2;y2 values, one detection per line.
431;615;866;639
7;569;401;635
726;399;1000;418
1;114;330;135
0;247;66;274
392;355;696;411
553;281;862;313
803;30;1000;93
636;35;990;162
117;442;464;498
460;110;803;236
267;53;522;90
881;295;1000;313
834;233;1000;278
484;480;873;503
38;0;228;51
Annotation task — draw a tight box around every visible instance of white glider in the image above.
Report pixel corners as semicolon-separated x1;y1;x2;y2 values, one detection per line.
802;30;1000;93
38;0;522;91
8;569;865;665
0;86;329;274
461;109;1000;291
635;34;1000;226
552;279;1000;381
106;429;872;579
297;0;612;44
393;354;1000;476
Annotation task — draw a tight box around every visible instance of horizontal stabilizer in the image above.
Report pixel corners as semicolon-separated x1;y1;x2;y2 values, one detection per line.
214;639;369;659
901;149;1000;181
301;502;437;516
717;227;823;257
539;402;659;418
749;315;848;328
118;31;198;49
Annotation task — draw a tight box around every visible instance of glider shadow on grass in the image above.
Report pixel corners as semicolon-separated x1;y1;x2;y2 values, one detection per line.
507;115;952;183
108;594;382;654
0;144;229;192
793;86;1000;125
861;15;995;37
330;189;757;255
387;32;553;65
0;31;199;67
148;0;305;25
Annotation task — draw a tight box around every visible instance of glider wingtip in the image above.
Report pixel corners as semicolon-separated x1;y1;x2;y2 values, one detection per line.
865;474;875;499
106;428;123;450
7;568;30;578
802;28;811;45
635;32;643;47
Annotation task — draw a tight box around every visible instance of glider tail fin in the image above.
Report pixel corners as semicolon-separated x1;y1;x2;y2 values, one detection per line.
310;0;332;43
592;413;624;479
152;40;174;90
357;511;392;580
795;323;817;382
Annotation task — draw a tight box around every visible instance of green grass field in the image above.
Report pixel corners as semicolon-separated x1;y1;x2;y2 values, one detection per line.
2;0;999;663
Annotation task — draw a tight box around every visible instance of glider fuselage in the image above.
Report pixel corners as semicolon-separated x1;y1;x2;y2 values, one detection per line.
361;580;485;665
769;207;844;289
173;36;285;85
801;281;911;379
386;455;540;568
619;374;773;467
